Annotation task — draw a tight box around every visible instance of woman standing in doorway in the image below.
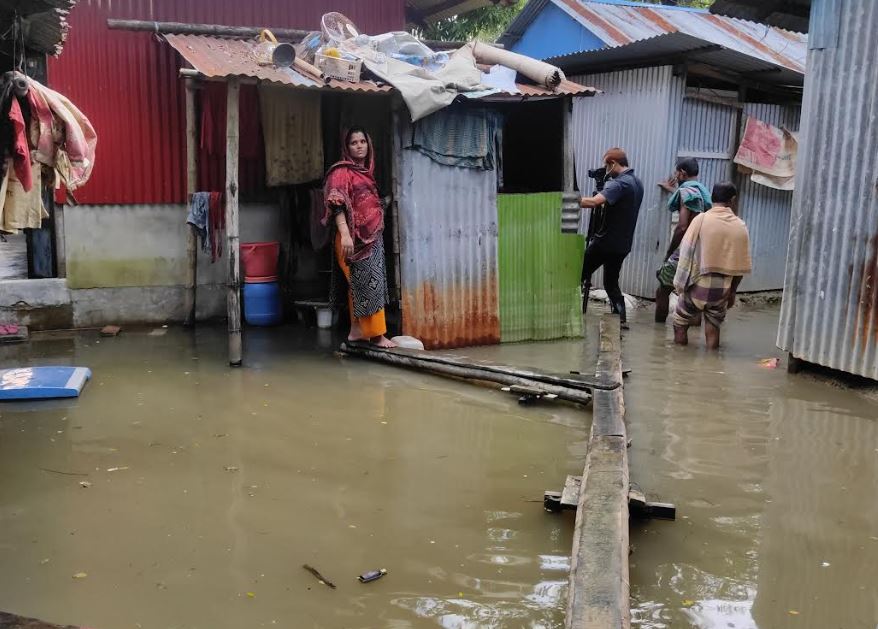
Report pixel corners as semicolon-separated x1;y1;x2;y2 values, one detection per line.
323;128;396;348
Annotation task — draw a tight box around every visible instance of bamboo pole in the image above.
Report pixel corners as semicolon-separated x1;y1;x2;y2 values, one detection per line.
105;19;500;51
225;79;242;366
338;343;595;405
183;78;198;327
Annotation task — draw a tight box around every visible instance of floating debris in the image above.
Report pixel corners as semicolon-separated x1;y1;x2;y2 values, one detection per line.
303;564;336;589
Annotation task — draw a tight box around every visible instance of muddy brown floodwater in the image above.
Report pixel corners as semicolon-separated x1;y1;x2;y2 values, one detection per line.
1;305;876;629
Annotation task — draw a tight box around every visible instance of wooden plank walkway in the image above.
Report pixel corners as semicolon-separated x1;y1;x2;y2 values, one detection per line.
566;315;630;628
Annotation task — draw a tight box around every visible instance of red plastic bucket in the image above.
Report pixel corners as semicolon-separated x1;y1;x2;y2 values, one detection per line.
240;242;279;278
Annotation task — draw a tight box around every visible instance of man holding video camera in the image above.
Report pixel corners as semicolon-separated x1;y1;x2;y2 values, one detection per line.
579;147;644;329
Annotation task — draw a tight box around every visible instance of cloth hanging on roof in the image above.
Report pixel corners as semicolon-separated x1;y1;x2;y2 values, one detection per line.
349;42;488;122
734;117;798;191
405;108;503;171
7;98;32;192
24;75;97;191
2;159;47;234
258;85;323;187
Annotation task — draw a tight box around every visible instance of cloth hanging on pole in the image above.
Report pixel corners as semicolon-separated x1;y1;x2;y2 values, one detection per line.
734;117;798;191
7;98;32;192
258;85;323;186
405;108;503;170
23;74;97;191
2;160;48;233
187;192;211;254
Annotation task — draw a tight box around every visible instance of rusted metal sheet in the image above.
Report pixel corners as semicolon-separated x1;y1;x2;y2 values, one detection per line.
397;119;500;349
778;0;878;380
165;34;595;99
549;0;806;73
164;34;392;94
45;0;407;204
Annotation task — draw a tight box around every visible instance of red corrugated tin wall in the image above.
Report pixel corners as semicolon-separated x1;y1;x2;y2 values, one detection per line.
47;0;406;204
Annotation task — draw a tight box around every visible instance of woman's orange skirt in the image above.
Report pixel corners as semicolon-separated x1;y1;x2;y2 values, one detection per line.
334;233;386;339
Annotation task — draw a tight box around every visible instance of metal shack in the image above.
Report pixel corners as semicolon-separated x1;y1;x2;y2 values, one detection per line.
712;0;878;381
499;0;807;297
145;28;596;362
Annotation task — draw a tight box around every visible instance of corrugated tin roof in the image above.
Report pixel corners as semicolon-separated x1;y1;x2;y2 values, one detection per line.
550;31;805;87
501;0;806;76
0;0;77;55
710;0;811;33
164;34;596;99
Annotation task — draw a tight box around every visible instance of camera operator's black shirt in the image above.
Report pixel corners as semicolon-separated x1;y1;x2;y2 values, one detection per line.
594;168;644;255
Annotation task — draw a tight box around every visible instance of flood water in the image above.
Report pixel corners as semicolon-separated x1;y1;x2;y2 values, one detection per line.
0;305;876;629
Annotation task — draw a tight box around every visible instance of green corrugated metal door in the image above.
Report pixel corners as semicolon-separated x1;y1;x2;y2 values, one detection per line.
498;193;585;343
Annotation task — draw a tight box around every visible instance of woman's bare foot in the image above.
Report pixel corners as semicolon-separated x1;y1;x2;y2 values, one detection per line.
348;322;366;342
371;335;397;348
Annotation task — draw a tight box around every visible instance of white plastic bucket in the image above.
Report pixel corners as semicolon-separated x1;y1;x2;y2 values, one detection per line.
316;307;333;329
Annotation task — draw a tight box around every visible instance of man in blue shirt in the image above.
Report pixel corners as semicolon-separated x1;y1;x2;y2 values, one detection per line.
655;157;712;322
580;147;645;329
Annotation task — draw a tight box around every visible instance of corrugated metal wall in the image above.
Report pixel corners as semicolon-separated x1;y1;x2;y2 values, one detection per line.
678;96;736;187
572;66;686;298
398;146;500;349
497;193;584;343
46;0;406;204
778;0;878;380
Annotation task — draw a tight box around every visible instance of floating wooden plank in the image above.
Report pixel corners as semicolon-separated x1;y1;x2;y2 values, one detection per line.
560;474;582;508
566;315;630;629
0;611;86;628
338;342;593;405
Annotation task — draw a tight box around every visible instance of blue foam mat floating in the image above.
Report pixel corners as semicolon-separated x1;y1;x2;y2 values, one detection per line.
0;367;92;400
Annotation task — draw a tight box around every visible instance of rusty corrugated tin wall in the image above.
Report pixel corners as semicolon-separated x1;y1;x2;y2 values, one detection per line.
46;0;406;205
397;134;500;350
778;0;878;380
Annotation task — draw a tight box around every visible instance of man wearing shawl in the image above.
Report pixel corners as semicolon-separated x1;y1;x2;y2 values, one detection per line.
656;157;712;322
673;181;752;349
323;128;396;348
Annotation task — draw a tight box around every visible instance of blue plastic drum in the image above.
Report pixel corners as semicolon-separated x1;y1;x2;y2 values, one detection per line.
243;281;282;326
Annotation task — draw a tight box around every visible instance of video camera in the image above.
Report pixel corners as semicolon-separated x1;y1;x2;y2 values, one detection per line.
587;166;608;194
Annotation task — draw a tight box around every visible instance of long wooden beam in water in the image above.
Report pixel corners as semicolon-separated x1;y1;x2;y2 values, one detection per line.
0;611;89;628
337;343;613;405
566;315;630;628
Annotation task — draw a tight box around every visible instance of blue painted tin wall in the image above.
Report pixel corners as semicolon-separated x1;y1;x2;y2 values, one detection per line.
510;2;604;60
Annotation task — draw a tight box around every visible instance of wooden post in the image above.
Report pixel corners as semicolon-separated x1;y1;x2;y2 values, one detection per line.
184;78;198;327
562;96;575;193
225;79;242;366
390;100;403;303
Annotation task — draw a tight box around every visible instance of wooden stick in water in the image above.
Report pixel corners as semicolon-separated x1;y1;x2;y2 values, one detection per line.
302;564;336;589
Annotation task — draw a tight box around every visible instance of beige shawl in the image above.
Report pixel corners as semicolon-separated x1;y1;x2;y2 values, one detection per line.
674;204;752;292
